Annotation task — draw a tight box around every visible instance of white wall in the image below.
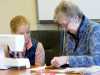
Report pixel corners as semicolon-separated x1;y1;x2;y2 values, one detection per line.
0;0;37;33
37;0;100;20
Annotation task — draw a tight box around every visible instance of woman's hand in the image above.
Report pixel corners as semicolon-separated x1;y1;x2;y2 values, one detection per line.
25;37;32;50
51;56;68;68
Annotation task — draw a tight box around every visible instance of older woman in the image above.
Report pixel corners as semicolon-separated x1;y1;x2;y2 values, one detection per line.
51;1;100;67
9;15;45;66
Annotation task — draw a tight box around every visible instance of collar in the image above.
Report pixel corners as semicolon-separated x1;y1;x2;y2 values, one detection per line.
77;16;89;39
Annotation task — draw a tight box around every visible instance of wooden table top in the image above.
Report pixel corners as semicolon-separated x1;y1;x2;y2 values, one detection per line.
3;65;100;75
0;65;85;75
0;69;83;75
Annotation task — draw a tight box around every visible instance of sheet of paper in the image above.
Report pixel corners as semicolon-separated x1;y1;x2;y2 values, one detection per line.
28;65;46;71
0;65;8;70
50;66;100;73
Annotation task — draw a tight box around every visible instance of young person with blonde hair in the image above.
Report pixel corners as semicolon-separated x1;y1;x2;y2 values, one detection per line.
9;15;45;66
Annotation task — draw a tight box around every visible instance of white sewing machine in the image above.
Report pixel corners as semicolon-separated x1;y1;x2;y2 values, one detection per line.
0;34;30;69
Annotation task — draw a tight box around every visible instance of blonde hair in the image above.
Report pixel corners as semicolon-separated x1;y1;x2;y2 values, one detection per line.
10;15;30;33
54;1;83;21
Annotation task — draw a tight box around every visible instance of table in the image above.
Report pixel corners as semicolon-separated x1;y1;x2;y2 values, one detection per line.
0;66;100;75
0;67;82;75
0;69;82;75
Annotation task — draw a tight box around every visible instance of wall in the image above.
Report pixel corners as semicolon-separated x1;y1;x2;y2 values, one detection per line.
0;0;58;33
37;0;100;20
0;0;37;33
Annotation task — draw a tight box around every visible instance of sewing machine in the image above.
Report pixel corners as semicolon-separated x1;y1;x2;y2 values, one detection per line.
0;34;30;69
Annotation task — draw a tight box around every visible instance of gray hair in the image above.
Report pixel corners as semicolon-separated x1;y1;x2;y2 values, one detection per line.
54;1;84;21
